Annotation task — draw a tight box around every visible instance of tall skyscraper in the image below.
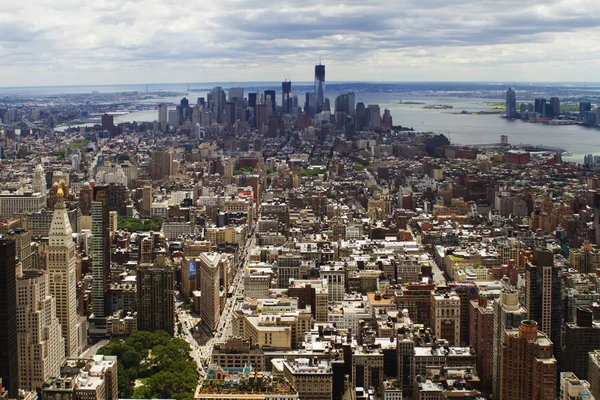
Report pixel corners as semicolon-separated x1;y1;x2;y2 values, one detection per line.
305;92;318;117
550;97;560;116
47;188;86;357
505;88;516;118
525;248;562;360
158;103;168;132
90;187;111;334
562;307;600;381
16;269;65;390
315;63;325;111
0;240;17;398
282;81;292;114
198;252;224;332
32;164;47;196
499;320;557;400
264;90;276;115
492;285;527;399
137;254;175;335
151;149;173;181
212;87;224;123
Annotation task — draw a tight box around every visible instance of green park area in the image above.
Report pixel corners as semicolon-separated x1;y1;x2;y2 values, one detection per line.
98;330;199;400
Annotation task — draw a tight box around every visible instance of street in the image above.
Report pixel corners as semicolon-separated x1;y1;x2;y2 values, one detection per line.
176;230;256;379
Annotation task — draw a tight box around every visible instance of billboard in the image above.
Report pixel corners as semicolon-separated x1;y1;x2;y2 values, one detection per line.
188;262;196;280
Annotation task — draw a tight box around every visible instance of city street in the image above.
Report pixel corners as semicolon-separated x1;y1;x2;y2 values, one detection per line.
180;230;256;379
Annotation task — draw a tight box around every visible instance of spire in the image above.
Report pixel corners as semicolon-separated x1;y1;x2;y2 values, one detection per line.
49;189;73;244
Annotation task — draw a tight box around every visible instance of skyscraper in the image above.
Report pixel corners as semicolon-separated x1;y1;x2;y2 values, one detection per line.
264;90;276;115
505;88;516;118
499;320;557;400
198;252;225;332
550;97;560;116
492;285;527;399
315;63;325;111
158;103;168;132
33;164;47;196
16;269;65;390
282;81;292;114
151;149;173;181
90;187;111;334
0;240;17;398
48;188;86;357
525;248;562;358
561;307;600;381
212;87;224;123
137;254;175;335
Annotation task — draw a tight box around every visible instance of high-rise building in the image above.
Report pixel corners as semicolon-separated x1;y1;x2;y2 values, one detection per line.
560;372;594;400
151;149;173;181
264;90;276;115
505;88;517;118
469;295;494;393
561;307;600;381
224;101;236;124
33;164;47;196
315;63;326;111
550;97;560;116
0;240;17;398
305;92;318;117
198;252;226;332
90;187;111;334
430;292;461;346
595;192;600;246
355;102;366;131
282;81;292;114
4;228;33;272
525;248;562;360
212;87;224;123
48;188;86;357
16;269;65;391
589;351;600;399
137;254;175;335
367;104;381;128
581;101;592;115
158;103;168;132
101;113;114;135
492;285;527;399
499;320;556;400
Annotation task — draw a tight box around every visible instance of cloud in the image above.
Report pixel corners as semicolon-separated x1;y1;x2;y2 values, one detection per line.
0;0;599;86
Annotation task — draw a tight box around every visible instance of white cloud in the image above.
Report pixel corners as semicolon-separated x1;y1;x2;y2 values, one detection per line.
0;0;599;86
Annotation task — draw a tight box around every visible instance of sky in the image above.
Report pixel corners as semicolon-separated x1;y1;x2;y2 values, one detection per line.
1;0;600;86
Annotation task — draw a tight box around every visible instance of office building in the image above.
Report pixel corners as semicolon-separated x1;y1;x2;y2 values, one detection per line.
469;295;494;393
137;254;175;335
48;188;86;357
560;372;594;400
4;228;33;272
305;92;318;117
101;113;114;134
284;358;332;400
212;86;224;122
282;81;292;114
0;191;46;219
198;252;228;332
315;64;326;111
158;103;168;132
0;240;17;397
90;187;111;333
499;320;556;400
492;285;527;399
589;351;600;400
581;101;592;115
16;269;65;391
151;149;173;180
550;97;560;116
264;90;276;115
367;105;381;128
32;164;47;196
430;292;461;346
562;307;600;381
525;248;562;360
505;88;516;118
224;101;236;124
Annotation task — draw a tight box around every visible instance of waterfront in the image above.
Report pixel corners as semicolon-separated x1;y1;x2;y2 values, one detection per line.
51;89;600;162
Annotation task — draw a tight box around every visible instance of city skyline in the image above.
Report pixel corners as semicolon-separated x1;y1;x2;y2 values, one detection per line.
2;0;600;86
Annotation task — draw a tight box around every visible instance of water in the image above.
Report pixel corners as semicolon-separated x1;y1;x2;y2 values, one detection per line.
45;86;600;162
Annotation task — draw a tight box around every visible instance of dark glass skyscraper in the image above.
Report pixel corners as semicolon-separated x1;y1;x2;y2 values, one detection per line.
0;239;17;397
315;63;325;111
282;81;292;114
505;88;516;118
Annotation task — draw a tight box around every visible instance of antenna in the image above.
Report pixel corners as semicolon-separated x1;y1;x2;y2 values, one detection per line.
319;56;322;65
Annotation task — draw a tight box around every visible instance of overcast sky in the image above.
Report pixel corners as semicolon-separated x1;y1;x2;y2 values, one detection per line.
1;0;600;86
